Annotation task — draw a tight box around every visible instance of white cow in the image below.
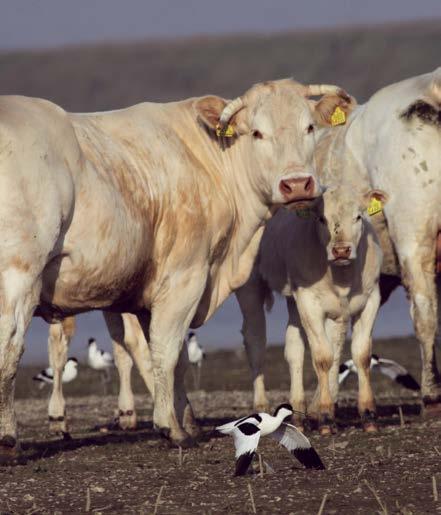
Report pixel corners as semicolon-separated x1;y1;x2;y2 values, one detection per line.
0;79;352;455
236;182;386;433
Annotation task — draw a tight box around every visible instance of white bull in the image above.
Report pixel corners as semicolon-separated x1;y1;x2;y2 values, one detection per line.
0;79;352;454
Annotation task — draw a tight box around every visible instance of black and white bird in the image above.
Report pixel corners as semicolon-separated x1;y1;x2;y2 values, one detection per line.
339;354;420;391
87;338;113;372
187;332;205;389
216;403;325;476
33;357;79;386
187;332;204;366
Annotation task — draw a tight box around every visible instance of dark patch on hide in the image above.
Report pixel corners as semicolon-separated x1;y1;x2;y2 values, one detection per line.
400;100;441;128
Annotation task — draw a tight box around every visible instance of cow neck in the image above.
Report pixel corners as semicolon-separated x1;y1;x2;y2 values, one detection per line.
174;105;273;257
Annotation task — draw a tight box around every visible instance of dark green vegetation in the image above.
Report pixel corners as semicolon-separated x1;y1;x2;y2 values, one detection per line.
0;20;440;112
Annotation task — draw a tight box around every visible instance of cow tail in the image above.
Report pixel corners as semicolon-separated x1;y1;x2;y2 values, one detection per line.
263;283;274;312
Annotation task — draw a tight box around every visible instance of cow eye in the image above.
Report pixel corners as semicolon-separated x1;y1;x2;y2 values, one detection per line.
318;216;327;225
356;214;362;221
307;124;314;134
252;130;263;140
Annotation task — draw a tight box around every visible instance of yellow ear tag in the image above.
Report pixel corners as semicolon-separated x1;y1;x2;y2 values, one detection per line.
330;106;346;126
367;197;383;216
296;208;312;219
215;124;235;138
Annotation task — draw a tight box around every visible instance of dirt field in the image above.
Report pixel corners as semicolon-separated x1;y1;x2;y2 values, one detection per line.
2;337;441;514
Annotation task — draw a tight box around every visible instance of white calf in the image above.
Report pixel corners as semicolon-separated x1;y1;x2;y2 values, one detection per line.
236;183;386;432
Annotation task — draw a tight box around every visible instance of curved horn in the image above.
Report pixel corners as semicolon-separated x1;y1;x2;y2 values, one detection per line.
304;84;351;102
219;97;244;125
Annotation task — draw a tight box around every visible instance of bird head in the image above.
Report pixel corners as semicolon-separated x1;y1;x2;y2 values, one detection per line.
274;403;294;422
371;354;380;366
66;357;78;370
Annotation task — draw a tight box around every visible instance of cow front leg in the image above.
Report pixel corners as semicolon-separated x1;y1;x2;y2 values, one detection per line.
139;273;205;447
351;288;381;432
309;318;347;420
236;275;270;413
47;317;75;437
104;313;137;430
402;255;441;412
296;295;335;435
0;272;40;461
285;298;306;428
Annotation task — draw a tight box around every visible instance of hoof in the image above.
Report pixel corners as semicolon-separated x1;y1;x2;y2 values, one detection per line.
363;421;379;433
422;397;441;418
155;426;198;448
361;410;378;432
0;436;19;464
302;417;316;432
184;422;202;439
49;416;68;435
183;407;202;439
319;415;337;436
117;410;137;430
319;425;334;436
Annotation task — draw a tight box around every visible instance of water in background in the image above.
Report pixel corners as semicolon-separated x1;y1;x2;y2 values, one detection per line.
22;286;412;365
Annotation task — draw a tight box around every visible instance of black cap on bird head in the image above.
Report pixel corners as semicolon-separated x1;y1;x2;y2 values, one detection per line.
68;357;78;364
274;403;294;418
88;338;96;346
188;331;195;339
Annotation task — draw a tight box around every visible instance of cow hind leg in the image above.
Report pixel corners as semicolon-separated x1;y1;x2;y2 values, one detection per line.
235;277;270;413
0;269;40;460
47;317;75;437
402;253;441;412
104;313;137;430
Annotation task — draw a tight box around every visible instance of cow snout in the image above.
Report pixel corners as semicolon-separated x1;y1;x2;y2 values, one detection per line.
332;245;352;260
279;176;315;203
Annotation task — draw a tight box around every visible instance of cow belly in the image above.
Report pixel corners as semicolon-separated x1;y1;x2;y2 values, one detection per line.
41;250;150;314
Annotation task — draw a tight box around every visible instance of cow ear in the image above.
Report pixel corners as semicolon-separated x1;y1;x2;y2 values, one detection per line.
362;189;389;209
312;94;357;127
194;96;248;139
194;96;227;131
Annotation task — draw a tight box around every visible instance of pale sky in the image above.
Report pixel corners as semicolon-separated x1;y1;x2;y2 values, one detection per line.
1;0;440;50
1;0;426;363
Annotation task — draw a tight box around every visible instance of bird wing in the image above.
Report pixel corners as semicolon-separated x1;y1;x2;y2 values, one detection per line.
271;423;325;470
33;368;54;383
377;358;420;391
216;414;261;434
232;423;261;476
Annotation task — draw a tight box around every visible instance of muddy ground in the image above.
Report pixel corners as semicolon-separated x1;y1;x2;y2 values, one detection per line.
2;337;441;514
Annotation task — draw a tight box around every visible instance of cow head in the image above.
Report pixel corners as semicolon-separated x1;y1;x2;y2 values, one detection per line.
314;185;388;266
194;80;355;209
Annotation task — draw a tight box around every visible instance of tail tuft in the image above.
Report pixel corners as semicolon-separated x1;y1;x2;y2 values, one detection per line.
264;287;274;313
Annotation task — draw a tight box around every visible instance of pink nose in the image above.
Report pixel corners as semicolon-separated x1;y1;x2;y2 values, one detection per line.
279;176;315;202
332;246;351;259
